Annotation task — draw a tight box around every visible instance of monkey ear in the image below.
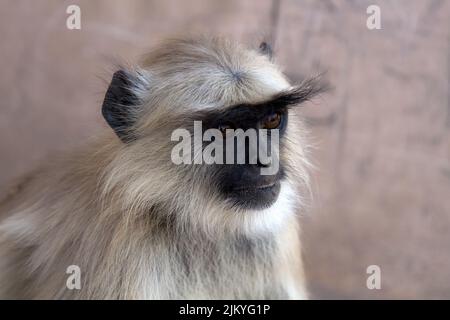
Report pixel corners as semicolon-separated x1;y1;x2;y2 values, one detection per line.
102;70;141;143
259;42;273;59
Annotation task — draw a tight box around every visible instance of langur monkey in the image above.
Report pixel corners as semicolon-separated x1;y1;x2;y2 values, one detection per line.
0;37;325;299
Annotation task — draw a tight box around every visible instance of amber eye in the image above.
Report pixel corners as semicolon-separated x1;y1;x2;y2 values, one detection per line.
262;112;282;129
218;123;234;136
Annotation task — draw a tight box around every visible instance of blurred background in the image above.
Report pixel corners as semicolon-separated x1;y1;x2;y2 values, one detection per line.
1;0;449;299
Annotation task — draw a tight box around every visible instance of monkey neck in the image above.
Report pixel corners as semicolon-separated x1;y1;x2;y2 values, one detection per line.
145;212;286;299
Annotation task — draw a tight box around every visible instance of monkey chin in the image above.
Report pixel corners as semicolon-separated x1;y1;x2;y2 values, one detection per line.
227;181;281;210
230;180;297;236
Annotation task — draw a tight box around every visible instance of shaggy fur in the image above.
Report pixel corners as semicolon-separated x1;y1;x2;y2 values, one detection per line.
0;37;323;299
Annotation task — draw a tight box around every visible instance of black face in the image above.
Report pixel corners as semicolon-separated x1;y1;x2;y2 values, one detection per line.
200;101;289;210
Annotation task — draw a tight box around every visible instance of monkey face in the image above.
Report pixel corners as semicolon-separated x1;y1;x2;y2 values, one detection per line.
199;102;289;210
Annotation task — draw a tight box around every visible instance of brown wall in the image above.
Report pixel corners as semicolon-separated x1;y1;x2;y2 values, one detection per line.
1;0;449;299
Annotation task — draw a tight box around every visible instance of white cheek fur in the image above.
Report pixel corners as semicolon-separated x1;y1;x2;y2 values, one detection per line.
240;181;297;236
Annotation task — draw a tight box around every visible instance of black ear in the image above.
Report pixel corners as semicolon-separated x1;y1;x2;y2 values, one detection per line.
259;42;273;59
102;70;140;143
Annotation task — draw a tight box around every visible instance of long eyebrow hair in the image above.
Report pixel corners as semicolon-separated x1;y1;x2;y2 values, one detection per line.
223;75;329;112
179;76;329;129
267;75;329;110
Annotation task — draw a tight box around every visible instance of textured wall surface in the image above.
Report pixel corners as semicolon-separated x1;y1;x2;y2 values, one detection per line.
0;0;449;299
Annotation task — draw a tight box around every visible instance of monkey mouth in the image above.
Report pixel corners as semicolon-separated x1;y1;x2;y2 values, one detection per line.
234;182;276;192
227;181;281;210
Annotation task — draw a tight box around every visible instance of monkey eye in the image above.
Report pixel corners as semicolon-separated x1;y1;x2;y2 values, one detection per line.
261;112;282;129
218;123;235;136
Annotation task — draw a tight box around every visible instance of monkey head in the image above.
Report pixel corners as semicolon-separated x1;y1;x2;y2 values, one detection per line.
100;37;325;236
